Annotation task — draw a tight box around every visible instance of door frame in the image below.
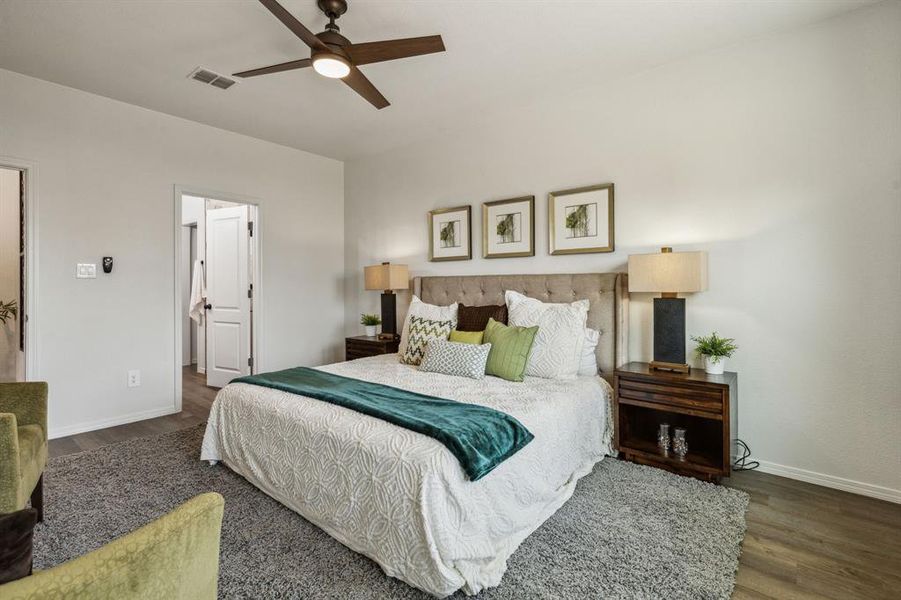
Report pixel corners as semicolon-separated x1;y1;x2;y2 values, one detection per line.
0;155;39;381
172;185;263;410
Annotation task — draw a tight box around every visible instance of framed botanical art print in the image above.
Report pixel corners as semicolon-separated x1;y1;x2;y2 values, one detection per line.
428;205;472;261
482;196;535;259
548;183;614;255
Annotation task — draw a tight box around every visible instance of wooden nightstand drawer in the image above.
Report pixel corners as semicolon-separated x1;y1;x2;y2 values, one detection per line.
345;336;399;360
346;340;376;353
617;378;723;415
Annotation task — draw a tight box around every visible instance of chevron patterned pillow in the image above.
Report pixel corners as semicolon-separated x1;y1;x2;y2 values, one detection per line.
401;315;455;365
419;339;492;380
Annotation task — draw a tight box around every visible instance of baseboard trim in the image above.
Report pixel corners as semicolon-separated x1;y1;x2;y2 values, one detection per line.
755;459;901;504
49;406;180;440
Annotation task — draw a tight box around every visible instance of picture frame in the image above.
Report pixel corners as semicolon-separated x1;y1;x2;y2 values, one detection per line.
548;183;614;255
482;195;535;259
428;205;472;261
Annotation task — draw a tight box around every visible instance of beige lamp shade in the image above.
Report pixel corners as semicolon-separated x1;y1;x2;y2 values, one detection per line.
364;263;409;291
628;248;708;294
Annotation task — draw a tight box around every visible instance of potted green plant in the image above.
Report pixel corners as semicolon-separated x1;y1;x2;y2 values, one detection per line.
690;332;738;375
0;300;17;326
360;313;382;337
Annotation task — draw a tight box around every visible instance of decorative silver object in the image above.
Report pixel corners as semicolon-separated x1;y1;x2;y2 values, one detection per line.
673;427;688;460
657;423;671;456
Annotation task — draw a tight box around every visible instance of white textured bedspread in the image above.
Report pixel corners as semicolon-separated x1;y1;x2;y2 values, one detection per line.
201;355;614;597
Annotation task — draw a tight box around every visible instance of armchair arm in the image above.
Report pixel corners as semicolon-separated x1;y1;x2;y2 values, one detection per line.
0;382;48;437
0;412;22;513
0;492;225;599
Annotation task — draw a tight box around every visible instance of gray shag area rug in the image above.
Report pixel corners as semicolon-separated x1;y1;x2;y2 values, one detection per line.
35;425;748;599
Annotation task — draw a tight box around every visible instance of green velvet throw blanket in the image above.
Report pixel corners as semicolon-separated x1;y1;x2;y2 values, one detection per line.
232;367;534;481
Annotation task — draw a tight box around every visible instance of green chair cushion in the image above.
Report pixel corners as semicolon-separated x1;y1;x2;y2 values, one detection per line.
482;318;538;382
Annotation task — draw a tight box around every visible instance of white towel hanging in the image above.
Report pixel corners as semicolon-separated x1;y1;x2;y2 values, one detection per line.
189;259;206;325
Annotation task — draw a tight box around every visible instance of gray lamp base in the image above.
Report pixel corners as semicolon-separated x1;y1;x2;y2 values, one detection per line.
379;291;398;341
650;296;690;373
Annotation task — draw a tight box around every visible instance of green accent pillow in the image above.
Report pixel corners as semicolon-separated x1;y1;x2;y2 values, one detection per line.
449;329;484;345
482;318;538;382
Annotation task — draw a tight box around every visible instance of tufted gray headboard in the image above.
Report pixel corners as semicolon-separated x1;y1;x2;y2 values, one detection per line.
412;273;629;374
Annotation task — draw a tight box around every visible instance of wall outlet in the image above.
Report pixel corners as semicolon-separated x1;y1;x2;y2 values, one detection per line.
127;370;141;387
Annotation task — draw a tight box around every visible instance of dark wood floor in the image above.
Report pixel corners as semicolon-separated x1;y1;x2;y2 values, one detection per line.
48;368;901;599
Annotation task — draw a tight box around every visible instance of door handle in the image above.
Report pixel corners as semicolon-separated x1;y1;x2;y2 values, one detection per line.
204;303;212;310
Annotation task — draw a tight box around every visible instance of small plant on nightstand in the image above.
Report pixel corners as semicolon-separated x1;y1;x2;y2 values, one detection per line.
360;313;382;337
691;332;738;375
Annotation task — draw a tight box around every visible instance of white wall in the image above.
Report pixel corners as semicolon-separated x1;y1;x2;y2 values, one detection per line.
345;3;901;500
0;167;23;381
0;68;345;437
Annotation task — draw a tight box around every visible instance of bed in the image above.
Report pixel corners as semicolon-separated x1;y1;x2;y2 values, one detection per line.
201;273;629;597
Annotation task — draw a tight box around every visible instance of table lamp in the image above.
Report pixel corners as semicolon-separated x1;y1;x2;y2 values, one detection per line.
628;247;708;373
364;262;409;340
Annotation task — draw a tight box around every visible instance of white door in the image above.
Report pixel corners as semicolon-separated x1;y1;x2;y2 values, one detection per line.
205;205;251;388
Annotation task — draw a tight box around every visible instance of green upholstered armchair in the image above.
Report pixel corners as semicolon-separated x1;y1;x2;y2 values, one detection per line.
0;382;48;521
0;492;225;599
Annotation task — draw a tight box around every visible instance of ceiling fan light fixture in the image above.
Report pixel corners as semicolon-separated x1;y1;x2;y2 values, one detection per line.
312;53;350;79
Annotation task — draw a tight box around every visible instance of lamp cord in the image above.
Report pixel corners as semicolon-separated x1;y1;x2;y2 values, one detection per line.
732;439;759;471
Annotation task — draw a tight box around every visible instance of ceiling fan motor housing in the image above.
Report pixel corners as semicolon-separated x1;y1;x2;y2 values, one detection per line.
315;29;351;71
317;29;351;51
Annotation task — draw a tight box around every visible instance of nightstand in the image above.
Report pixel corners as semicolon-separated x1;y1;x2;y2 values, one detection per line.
345;336;399;360
614;362;737;482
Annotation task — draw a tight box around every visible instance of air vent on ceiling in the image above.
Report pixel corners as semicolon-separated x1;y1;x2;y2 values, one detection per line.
188;67;237;90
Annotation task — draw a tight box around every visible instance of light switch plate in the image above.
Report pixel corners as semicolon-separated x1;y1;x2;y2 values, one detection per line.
76;263;97;279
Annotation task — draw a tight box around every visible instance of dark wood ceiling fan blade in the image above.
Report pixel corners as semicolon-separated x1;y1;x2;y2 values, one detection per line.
257;0;328;51
343;66;390;109
233;58;312;78
346;35;445;66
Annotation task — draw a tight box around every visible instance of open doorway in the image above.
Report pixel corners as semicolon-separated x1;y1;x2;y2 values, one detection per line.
0;167;26;382
176;191;260;403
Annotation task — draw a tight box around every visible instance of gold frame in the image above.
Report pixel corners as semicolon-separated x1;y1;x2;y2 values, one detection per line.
428;205;472;262
482;195;535;259
548;183;615;255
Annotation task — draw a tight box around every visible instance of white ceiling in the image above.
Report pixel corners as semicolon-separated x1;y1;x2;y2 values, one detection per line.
0;0;873;160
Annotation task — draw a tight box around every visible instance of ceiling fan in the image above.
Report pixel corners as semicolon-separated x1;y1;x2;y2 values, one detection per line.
234;0;446;109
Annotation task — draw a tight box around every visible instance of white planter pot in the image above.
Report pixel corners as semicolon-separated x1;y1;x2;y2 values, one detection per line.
364;325;378;337
704;356;726;375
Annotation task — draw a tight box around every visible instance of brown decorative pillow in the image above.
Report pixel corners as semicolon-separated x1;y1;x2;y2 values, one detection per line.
457;303;508;332
0;508;37;584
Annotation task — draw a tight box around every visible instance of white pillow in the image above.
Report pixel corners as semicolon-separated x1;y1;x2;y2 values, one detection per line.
505;290;588;379
578;328;601;376
398;295;458;359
